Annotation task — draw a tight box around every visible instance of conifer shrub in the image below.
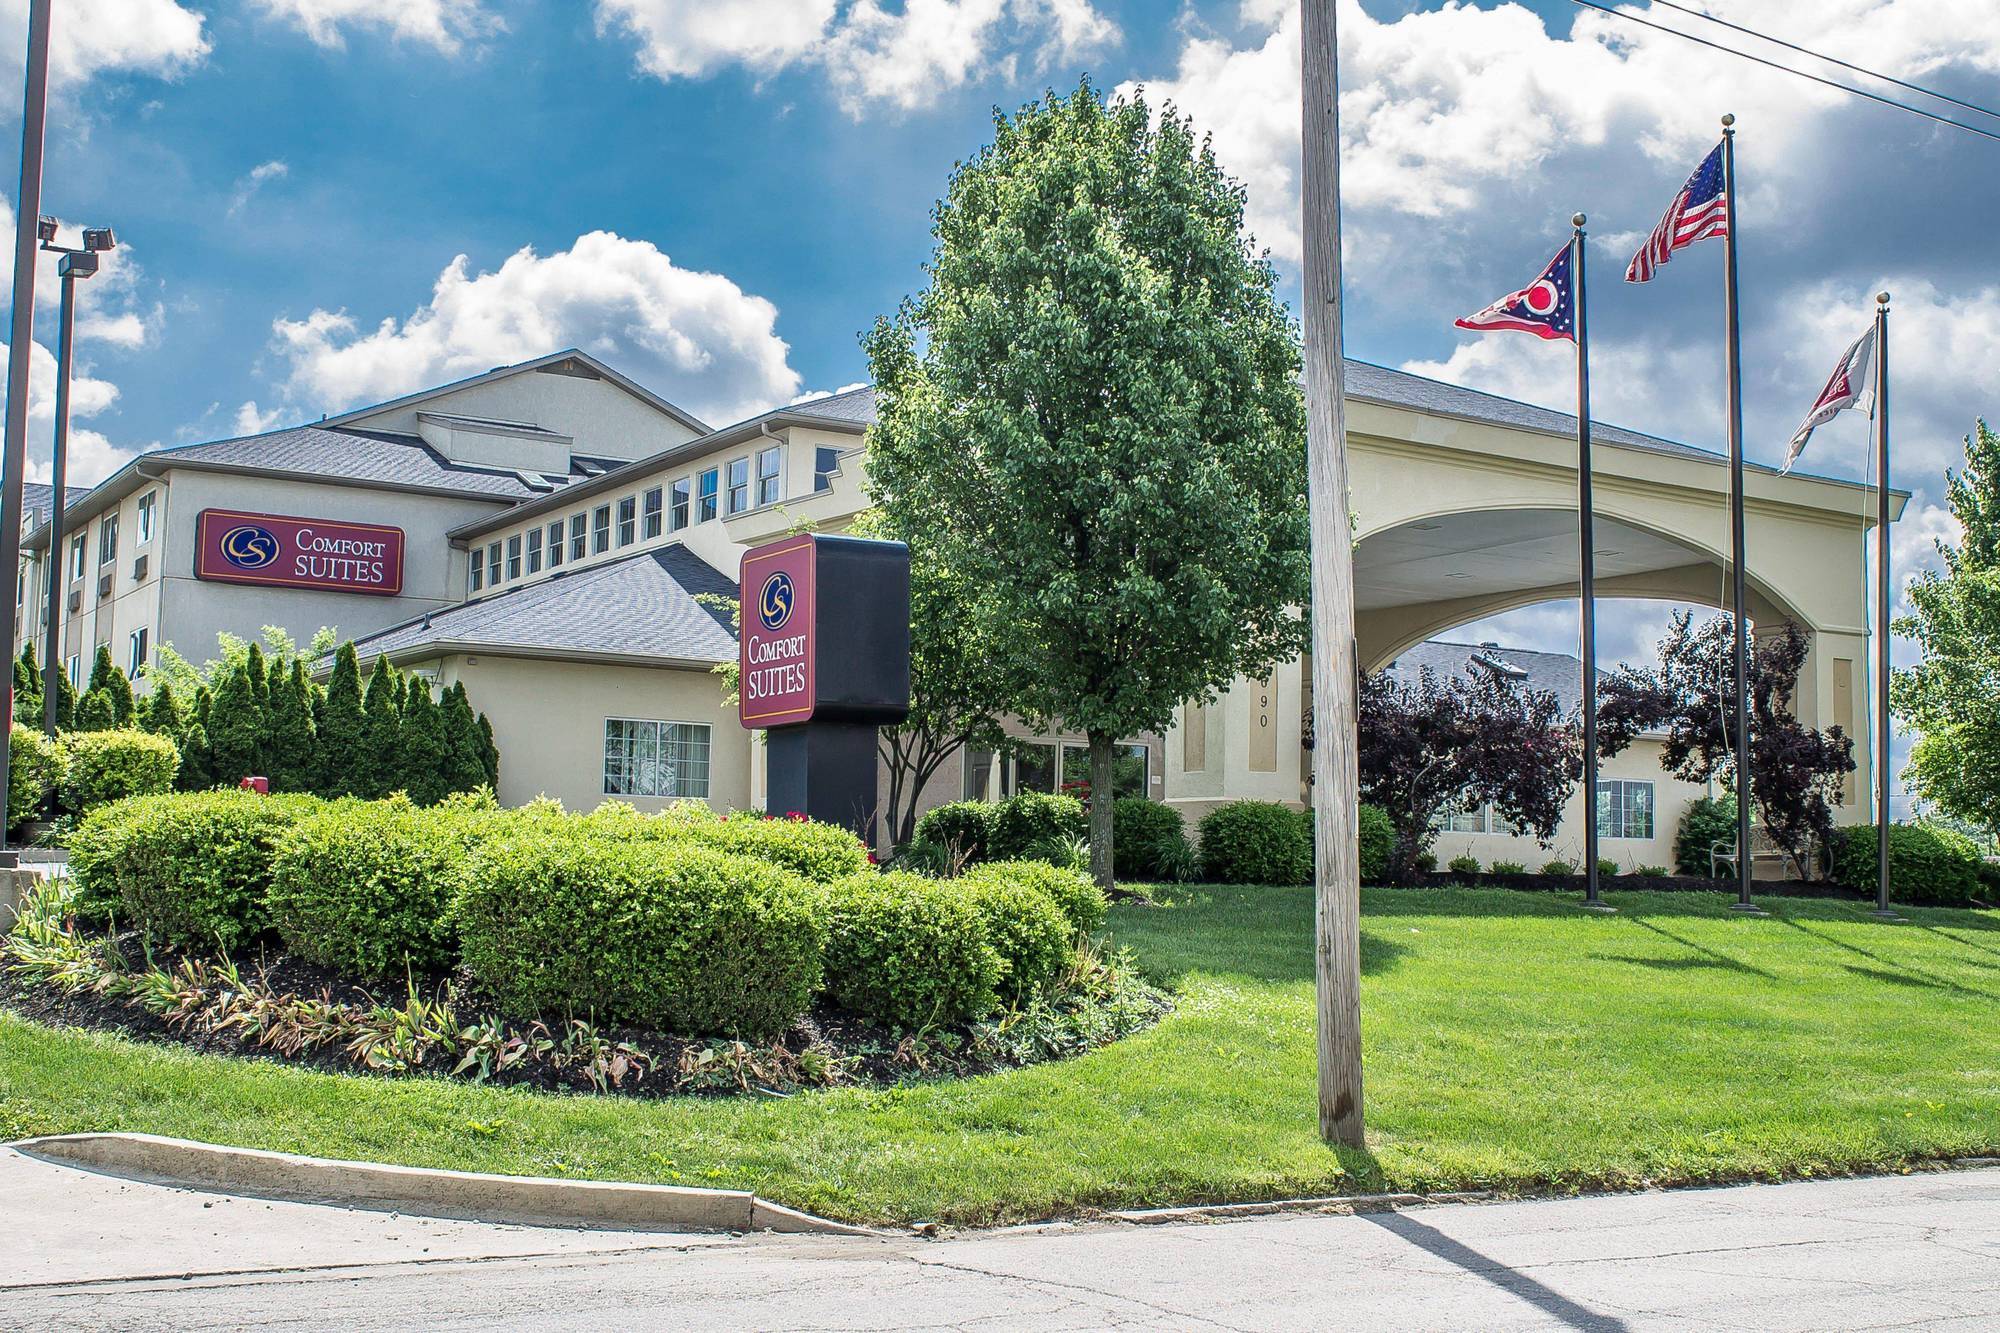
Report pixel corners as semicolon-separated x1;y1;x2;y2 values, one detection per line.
819;871;1002;1028
454;829;826;1039
1111;798;1191;881
912;799;996;864
1198;800;1308;885
267;801;489;977
60;729;180;813
66;790;315;951
8;724;63;830
961;859;1106;936
989;791;1087;860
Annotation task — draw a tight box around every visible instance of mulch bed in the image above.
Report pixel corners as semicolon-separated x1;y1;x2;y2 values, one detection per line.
1410;871;1884;899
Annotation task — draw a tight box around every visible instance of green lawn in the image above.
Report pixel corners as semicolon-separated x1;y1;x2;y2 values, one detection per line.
5;886;1998;1226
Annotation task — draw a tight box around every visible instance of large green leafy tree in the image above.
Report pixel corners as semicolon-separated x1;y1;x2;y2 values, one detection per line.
865;82;1310;887
1894;421;2000;831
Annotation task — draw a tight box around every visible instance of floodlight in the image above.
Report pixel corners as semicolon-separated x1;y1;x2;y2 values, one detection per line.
82;227;115;252
35;217;55;244
56;251;97;280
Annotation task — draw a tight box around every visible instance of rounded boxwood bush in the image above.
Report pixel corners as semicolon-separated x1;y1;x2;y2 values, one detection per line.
67;790;315;951
959;874;1071;1004
1112;798;1191;881
963;859;1106;936
585;801;870;884
9;724;63;830
1296;802;1396;884
268;802;490;978
61;729;180;814
913;800;996;865
1199;800;1308;885
819;871;1001;1028
989;792;1087;861
456;829;825;1039
1830;823;1982;907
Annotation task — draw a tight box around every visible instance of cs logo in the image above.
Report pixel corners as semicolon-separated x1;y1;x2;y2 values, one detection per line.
219;524;280;571
758;571;795;631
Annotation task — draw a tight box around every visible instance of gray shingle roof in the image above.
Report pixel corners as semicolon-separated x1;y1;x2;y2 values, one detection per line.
19;483;87;525
149;424;569;500
789;386;877;425
1385;639;1597;716
349;546;739;665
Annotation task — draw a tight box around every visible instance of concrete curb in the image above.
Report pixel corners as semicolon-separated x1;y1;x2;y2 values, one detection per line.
1102;1191;1469;1225
9;1133;880;1237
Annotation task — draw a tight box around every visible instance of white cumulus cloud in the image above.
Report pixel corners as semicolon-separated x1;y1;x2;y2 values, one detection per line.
0;0;208;104
594;0;837;80
263;230;804;426
253;0;500;53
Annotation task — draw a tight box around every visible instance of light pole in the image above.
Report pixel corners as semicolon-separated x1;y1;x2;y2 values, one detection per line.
0;0;53;864
36;220;114;736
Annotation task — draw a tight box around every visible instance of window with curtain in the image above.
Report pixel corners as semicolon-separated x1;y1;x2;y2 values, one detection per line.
603;719;712;798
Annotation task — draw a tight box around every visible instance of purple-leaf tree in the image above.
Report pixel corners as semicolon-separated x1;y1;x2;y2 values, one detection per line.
1358;667;1582;883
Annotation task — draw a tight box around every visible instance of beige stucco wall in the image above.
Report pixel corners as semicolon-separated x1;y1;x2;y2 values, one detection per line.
429;653;752;814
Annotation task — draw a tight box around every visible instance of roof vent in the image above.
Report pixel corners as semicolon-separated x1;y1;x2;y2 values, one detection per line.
1470;652;1529;682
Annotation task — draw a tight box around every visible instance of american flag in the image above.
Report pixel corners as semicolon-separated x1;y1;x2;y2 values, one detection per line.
1625;141;1729;283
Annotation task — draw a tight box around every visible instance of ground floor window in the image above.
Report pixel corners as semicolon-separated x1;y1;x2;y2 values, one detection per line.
604;719;711;799
1597;779;1655;840
961;739;1150;802
1058;742;1148;802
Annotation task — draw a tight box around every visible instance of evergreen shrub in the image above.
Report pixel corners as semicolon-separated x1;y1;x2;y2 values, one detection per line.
8;724;63;830
1830;823;1983;907
819;871;1001;1028
912;800;996;864
455;828;826;1038
989;792;1087;860
61;729;179;813
1111;798;1191;880
1198;800;1308;885
961;858;1107;936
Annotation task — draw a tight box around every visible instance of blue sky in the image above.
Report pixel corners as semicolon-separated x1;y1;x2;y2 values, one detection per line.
6;0;1999;795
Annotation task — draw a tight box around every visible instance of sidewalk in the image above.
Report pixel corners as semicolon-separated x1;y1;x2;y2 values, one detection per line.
6;1148;1998;1330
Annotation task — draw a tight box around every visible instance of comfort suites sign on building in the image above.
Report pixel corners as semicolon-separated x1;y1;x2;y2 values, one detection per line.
194;509;406;596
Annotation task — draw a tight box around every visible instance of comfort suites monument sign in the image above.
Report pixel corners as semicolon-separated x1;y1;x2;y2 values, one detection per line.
740;533;910;839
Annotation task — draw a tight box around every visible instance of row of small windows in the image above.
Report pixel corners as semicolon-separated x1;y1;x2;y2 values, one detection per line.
62;490;157;583
1438;779;1657;841
469;444;846;596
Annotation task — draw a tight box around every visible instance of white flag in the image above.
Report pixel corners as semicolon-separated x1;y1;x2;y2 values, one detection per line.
1785;326;1876;473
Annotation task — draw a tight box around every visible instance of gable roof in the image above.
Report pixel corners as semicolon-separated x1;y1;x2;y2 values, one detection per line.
322;349;712;439
1385;639;1599;716
344;545;738;668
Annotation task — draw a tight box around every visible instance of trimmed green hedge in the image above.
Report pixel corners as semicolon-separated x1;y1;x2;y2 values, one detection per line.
66;790;312;951
267;802;491;978
1112;798;1191;880
456;828;825;1039
1830;823;1984;907
962;859;1106;936
584;801;871;883
960;874;1071;1004
820;872;1002;1028
61;729;179;813
990;792;1087;860
8;724;61;830
1199;800;1308;885
913;800;995;863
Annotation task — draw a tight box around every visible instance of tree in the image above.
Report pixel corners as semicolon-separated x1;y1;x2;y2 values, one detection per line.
15;642;41;724
1358;667;1581;883
360;655;401;798
397;679;448;805
73;689;116;733
87;645;135;729
1599;612;1853;875
476;712;500;791
207;660;263;784
1894;421;2000;833
48;658;75;733
176;685;215;791
318;642;366;796
864;82;1311;888
265;659;318;792
441;681;488;796
139;680;186;738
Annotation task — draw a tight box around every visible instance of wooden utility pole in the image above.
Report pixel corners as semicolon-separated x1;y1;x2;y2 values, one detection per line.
1302;0;1364;1148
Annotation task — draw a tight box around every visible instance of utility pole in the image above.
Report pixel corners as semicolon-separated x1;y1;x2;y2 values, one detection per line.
0;0;53;864
1302;0;1364;1149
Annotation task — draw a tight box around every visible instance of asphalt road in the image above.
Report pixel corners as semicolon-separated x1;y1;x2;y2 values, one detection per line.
6;1150;1998;1330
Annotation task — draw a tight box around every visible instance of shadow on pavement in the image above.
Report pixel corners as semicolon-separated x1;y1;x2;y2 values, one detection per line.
1362;1211;1629;1332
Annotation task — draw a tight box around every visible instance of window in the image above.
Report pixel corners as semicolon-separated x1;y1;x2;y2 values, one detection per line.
527;527;543;574
570;513;587;561
963;747;999;801
69;533;85;580
1058;742;1149;802
592;505;611;554
470;559;483;594
1598;780;1655;840
697;468;719;522
726;458;750;515
1445;803;1489;835
135;491;156;545
98;513;118;565
547;520;565;568
643;487;664;539
487;542;501;587
814;446;841;494
1010;742;1058;795
603;719;712;799
756;446;782;506
127;628;148;677
671;478;690;531
66;654;79;688
507;534;522;580
617;496;637;546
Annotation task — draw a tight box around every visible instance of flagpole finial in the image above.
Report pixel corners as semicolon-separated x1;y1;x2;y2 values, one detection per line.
1721;112;1735;128
1876;290;1891;307
1572;212;1587;228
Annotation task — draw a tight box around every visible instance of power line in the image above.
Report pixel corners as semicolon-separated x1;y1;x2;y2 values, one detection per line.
1570;0;2000;145
1644;0;2000;124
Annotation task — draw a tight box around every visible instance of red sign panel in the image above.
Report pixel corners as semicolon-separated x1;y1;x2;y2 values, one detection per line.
740;534;817;728
194;509;406;597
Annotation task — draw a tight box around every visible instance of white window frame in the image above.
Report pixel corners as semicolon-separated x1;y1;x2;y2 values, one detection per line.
698;468;719;522
547;520;565;568
593;504;612;554
98;513;118;565
527;526;543;574
726;457;750;515
643;486;664;540
127;628;148;678
617;495;637;546
569;513;587;562
469;558;483;594
755;446;782;507
69;533;85;581
135;491;156;545
506;534;522;580
670;477;690;531
603;718;712;799
487;542;501;586
1597;779;1656;840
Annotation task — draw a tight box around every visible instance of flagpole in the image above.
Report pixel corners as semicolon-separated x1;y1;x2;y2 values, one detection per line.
1574;214;1611;912
1872;291;1899;920
1720;113;1761;914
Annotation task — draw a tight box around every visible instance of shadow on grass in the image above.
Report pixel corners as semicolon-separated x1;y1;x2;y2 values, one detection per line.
1777;917;1997;1001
